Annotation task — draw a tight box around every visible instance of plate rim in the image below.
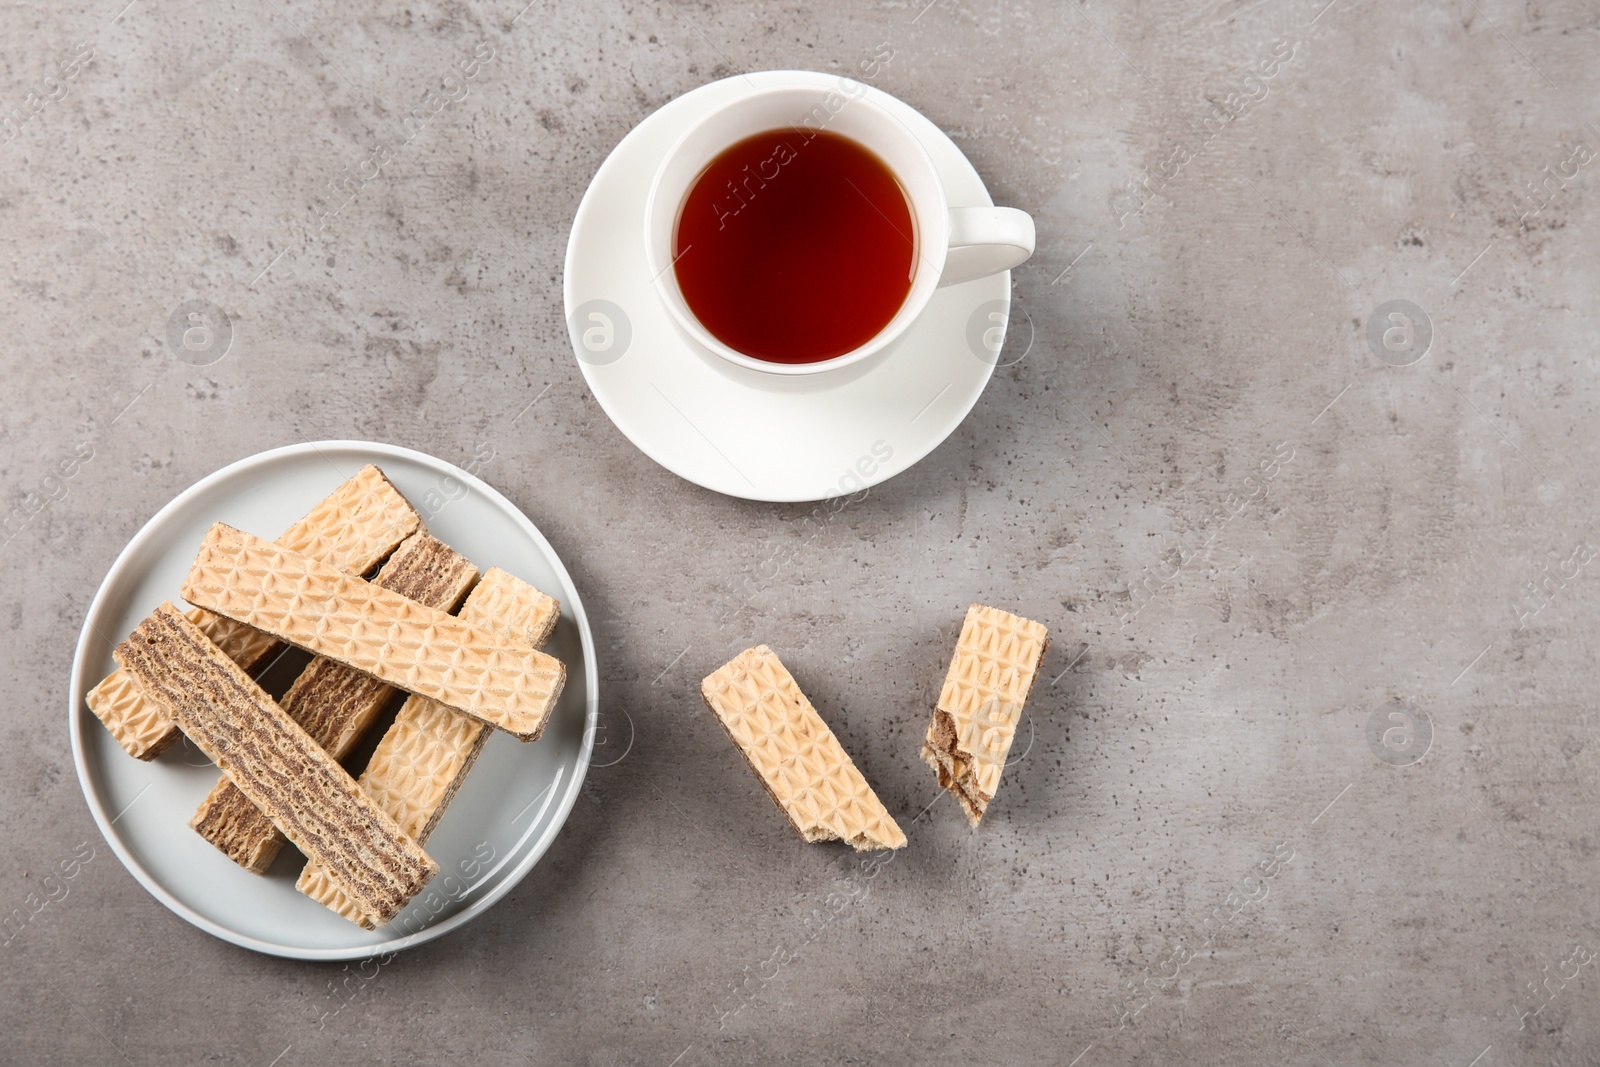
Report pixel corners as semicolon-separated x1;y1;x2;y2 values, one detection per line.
67;439;599;961
564;68;1005;503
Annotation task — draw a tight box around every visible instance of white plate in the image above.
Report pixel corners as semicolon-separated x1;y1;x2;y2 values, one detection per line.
68;442;597;961
564;70;1011;503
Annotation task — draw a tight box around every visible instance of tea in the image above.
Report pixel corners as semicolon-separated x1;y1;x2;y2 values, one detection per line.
673;128;916;364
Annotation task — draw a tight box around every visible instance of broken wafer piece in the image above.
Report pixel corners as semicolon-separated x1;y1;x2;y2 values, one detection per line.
181;523;565;740
701;646;905;851
191;532;479;874
920;604;1050;827
298;567;560;924
87;464;421;759
114;603;438;929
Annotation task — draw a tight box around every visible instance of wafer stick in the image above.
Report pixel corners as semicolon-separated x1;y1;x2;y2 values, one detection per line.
920;604;1049;826
701;646;905;851
298;567;559;922
191;532;479;873
87;465;420;759
115;604;437;929
181;523;565;740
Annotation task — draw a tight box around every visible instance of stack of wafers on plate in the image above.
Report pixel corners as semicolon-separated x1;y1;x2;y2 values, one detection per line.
89;466;567;929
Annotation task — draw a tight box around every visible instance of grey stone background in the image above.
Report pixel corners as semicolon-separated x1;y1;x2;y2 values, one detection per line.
3;0;1598;1063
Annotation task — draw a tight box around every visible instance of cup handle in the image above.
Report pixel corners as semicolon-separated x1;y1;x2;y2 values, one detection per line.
939;206;1035;287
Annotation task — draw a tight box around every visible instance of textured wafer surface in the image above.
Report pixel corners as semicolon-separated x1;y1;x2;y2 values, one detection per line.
274;466;421;568
298;567;560;921
114;603;437;929
920;604;1049;826
182;524;565;740
88;606;284;760
191;532;478;873
86;465;420;759
701;646;905;851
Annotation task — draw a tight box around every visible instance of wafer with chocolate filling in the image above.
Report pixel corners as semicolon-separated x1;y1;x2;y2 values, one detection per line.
87;465;420;759
191;532;478;873
920;604;1049;826
298;567;559;923
115;603;437;929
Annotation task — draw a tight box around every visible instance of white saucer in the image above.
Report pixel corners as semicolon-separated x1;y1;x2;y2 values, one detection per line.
68;442;597;960
563;71;1012;503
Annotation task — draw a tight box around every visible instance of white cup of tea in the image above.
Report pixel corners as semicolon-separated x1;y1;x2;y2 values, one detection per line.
644;75;1035;378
